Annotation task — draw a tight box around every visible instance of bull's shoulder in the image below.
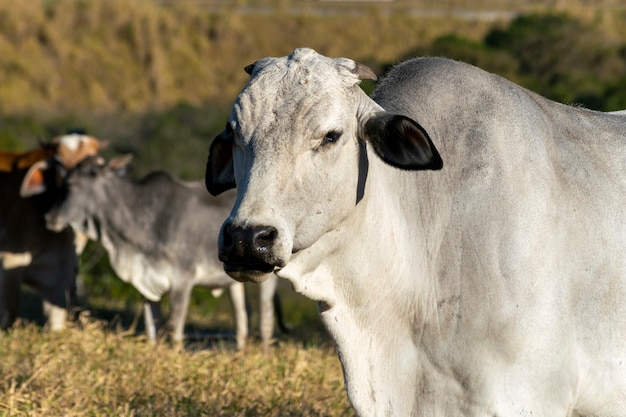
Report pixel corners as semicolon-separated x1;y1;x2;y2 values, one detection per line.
163;177;235;213
136;170;175;186
374;57;488;92
131;171;194;204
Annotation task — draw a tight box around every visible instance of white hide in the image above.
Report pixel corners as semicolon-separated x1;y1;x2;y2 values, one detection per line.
208;48;626;416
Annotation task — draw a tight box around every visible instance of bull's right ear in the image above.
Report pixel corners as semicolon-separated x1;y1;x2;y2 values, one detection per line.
20;160;49;197
205;128;235;196
106;154;133;175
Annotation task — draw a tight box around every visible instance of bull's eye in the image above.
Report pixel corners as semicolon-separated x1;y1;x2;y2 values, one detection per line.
322;130;342;145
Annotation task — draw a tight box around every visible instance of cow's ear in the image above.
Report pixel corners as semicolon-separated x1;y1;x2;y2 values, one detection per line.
244;57;273;78
20;160;49;197
244;62;257;76
106;154;133;175
363;113;443;171
206;128;235;196
352;62;377;81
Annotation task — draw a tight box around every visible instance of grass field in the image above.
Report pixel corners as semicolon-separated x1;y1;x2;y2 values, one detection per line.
0;246;347;416
0;316;353;416
1;258;347;416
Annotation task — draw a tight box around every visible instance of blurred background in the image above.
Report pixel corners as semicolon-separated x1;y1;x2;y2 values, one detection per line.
2;0;626;338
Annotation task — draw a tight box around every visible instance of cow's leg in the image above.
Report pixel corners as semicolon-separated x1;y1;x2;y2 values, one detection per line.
31;259;75;332
0;266;22;330
42;300;67;331
168;282;193;345
259;274;278;349
39;284;69;331
227;282;248;349
143;300;162;343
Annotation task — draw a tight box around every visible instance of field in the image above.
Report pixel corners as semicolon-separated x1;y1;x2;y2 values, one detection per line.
2;0;626;415
2;247;349;415
0;317;352;416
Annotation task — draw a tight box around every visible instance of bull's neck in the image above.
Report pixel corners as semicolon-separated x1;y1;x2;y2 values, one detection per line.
312;152;454;416
345;146;443;316
283;144;447;327
96;177;160;261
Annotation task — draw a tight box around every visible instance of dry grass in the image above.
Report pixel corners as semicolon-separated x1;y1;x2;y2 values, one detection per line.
0;314;352;416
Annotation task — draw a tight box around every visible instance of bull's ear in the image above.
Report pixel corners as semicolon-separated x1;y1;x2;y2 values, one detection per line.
206;128;235;196
244;57;273;78
106;154;133;175
244;62;257;75
363;113;443;171
352;62;377;81
20;160;49;197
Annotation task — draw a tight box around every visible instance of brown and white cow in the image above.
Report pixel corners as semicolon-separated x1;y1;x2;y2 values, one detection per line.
0;134;103;330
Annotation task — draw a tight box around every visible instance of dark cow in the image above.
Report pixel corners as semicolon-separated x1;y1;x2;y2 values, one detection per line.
0;134;103;330
28;155;279;347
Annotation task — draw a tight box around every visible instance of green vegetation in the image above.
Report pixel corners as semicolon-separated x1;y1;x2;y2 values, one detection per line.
0;0;503;118
401;13;626;110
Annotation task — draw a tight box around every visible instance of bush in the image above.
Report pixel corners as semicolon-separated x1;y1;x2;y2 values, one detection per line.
398;13;626;111
110;103;228;180
485;14;626;109
0;114;94;150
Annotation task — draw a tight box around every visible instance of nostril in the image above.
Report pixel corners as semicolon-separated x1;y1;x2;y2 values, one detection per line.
254;226;277;250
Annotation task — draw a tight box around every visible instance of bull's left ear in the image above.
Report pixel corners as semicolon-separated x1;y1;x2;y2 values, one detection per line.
352;61;378;82
20;160;49;197
205;128;235;196
363;113;443;171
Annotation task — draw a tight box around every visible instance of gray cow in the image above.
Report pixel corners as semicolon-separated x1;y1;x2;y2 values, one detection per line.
26;155;278;348
206;48;626;416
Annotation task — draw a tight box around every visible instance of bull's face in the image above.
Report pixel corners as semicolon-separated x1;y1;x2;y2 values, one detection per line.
206;48;442;283
45;157;103;238
45;155;131;240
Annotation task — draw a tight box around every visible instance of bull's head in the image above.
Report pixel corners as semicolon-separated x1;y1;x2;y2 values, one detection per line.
206;48;442;283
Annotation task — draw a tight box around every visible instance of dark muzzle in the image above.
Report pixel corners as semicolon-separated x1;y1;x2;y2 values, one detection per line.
218;222;284;280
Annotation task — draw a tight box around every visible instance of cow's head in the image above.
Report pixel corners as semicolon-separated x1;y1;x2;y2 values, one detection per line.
40;155;132;239
53;134;106;170
205;48;442;283
20;133;107;199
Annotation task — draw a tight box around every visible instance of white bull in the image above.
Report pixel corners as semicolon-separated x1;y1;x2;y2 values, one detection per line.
205;48;626;416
